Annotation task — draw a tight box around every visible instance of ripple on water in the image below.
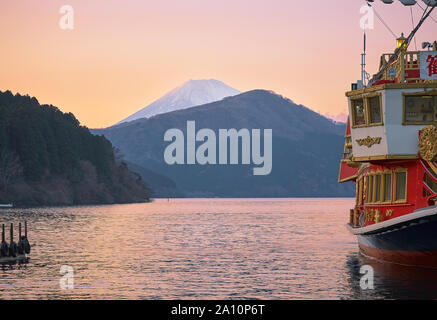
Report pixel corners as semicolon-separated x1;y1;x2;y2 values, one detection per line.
0;198;433;299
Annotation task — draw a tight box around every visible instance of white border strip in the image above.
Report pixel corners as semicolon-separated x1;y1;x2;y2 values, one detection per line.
347;205;437;235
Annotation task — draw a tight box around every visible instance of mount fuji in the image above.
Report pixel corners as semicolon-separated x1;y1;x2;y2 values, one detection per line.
116;79;240;125
94;89;354;198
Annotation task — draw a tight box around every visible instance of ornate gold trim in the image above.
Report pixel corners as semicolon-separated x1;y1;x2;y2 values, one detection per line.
353;209;359;226
356;136;382;148
418;125;437;161
385;209;394;217
345;160;360;168
346;82;437;97
338;175;358;183
374;209;381;223
352;154;418;162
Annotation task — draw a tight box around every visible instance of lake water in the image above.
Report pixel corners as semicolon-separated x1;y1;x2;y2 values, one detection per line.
0;198;436;299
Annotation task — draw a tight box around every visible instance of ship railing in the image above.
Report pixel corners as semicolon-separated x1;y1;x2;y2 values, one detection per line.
378;51;421;83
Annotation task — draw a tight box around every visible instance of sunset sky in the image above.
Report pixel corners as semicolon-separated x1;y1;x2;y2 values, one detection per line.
1;0;436;128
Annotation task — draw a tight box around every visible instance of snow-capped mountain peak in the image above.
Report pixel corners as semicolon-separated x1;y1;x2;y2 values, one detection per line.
117;79;240;124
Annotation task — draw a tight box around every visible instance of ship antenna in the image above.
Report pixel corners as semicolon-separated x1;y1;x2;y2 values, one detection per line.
361;31;368;87
369;4;436;86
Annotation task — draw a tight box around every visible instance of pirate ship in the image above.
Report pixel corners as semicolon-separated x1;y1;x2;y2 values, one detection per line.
338;0;437;266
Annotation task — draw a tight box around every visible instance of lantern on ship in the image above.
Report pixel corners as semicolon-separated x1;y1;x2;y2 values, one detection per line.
397;33;407;50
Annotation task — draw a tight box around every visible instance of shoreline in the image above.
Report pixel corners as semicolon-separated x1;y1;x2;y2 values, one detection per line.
0;197;354;209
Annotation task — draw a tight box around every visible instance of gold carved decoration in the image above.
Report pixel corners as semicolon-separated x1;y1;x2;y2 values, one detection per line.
418;125;437;161
346;160;361;169
374;209;381;223
364;208;382;223
353;210;359;227
385;209;393;217
356;136;382;148
365;209;375;222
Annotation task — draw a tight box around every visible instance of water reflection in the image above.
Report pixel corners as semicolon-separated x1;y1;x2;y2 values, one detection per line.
345;253;437;299
0;199;435;299
0;258;30;270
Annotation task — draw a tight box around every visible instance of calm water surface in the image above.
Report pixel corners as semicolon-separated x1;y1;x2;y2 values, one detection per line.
0;198;436;299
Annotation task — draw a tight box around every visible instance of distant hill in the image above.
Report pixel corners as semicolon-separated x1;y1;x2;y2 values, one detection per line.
94;90;354;198
0;90;150;206
117;79;240;124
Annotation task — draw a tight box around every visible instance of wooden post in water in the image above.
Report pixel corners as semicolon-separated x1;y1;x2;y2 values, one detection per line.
18;223;24;255
0;224;7;257
9;223;17;257
23;221;30;254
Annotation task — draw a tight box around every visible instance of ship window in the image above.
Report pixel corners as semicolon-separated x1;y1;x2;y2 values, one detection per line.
365;176;370;203
355;181;360;204
367;96;382;125
383;173;392;202
368;175;374;203
352;98;366;127
394;171;407;201
424;173;437;193
424;188;431;197
404;95;437;124
375;174;382;202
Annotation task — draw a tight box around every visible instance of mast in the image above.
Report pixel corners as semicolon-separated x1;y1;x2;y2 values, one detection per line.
361;32;367;87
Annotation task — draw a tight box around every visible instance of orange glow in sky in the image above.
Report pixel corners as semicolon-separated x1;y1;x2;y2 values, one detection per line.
1;0;436;127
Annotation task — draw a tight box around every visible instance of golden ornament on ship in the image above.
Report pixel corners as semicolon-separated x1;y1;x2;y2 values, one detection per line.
356;136;382;148
418;125;437;161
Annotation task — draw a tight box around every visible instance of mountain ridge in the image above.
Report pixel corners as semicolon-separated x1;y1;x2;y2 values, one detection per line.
116;79;240;125
94;89;352;198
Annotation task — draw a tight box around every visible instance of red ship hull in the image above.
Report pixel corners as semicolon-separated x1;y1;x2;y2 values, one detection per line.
359;244;437;267
350;206;437;267
346;158;437;267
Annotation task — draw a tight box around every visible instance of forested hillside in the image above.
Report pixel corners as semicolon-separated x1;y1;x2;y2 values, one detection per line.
0;90;150;206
